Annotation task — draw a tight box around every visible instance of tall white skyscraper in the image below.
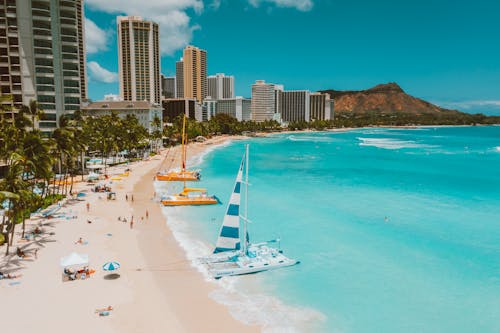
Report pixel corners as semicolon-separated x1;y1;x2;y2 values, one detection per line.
207;73;234;99
0;0;87;132
251;80;281;122
117;16;160;104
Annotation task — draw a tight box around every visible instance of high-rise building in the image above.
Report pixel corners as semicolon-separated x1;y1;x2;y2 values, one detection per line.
310;92;333;120
161;75;176;99
175;59;184;98
182;45;206;102
277;90;310;123
0;0;87;131
216;97;251;121
207;73;234;99
251;80;281;122
117;16;160;104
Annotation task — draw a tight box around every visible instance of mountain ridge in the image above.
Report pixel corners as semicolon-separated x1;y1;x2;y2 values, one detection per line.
320;83;460;115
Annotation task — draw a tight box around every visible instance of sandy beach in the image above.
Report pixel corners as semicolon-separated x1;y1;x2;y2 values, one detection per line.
0;135;258;332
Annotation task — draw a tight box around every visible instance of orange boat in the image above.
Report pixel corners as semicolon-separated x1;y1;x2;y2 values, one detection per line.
156;114;200;182
161;187;219;206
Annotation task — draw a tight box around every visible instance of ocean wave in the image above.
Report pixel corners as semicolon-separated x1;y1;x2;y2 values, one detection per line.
157;201;325;331
210;288;326;332
288;135;334;143
357;137;437;150
494;146;500;153
187;139;234;168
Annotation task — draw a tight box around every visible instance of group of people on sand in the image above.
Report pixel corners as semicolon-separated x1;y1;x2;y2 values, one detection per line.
63;266;90;281
0;271;21;280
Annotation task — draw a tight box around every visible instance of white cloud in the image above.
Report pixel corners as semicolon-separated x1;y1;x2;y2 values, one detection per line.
85;18;110;54
249;0;313;11
86;0;204;55
87;61;118;83
436;100;500;110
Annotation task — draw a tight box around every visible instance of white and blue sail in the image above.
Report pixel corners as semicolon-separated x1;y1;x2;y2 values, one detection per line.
213;154;245;253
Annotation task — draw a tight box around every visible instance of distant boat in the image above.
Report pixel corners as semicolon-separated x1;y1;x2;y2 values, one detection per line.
161;187;219;206
156;114;200;182
201;144;299;278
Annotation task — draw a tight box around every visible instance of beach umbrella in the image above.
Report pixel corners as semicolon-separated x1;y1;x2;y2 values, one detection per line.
102;261;120;271
60;252;89;267
77;192;86;197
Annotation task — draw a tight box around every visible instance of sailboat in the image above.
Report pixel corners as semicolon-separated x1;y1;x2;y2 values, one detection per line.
161;186;219;206
156;114;200;182
201;144;299;278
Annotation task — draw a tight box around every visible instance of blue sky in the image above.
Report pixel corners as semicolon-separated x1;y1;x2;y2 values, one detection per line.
84;0;500;114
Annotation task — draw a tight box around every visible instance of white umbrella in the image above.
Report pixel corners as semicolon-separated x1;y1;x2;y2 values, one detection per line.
60;252;89;268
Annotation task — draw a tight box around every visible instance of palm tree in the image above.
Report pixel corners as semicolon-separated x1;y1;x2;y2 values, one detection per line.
27;100;44;130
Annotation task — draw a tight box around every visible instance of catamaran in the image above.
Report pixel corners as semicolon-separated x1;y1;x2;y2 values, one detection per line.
156;114;200;182
201;144;299;278
161;187;219;206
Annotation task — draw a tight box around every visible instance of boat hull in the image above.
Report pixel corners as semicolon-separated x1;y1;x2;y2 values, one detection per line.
208;257;299;279
161;198;218;206
156;171;200;182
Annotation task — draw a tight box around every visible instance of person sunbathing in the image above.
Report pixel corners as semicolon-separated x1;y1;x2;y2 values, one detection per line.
95;305;113;315
75;237;84;244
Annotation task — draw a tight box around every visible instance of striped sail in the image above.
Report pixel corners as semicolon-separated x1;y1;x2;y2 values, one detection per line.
213;154;245;253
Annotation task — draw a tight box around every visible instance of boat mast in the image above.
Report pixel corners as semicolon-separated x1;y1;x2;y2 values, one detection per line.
182;114;187;189
242;144;249;255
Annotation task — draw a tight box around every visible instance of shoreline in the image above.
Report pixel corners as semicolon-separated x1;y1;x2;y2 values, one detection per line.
0;135;258;333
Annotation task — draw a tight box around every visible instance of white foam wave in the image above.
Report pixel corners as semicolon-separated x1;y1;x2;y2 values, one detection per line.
186;139;234;168
157;198;325;331
210;288;326;332
288;135;334;143
495;146;500;152
357;137;437;150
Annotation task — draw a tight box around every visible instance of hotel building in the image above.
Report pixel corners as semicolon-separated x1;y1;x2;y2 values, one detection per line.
216;97;251;122
161;74;175;99
175;59;183;98
276;90;310;123
310;92;334;120
117;16;160;104
83;100;162;134
251;80;282;122
0;0;87;131
182;45;206;102
207;73;234;99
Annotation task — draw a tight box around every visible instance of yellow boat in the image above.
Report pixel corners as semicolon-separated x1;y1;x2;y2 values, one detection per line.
156;170;199;181
161;187;219;206
156;114;200;182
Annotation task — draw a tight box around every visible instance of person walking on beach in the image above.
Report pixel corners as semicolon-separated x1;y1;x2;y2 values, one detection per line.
34;249;38;259
125;194;128;201
86;202;90;212
146;210;149;219
130;216;134;229
131;194;134;202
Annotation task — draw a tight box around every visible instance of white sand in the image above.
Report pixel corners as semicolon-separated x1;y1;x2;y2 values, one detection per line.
0;136;258;332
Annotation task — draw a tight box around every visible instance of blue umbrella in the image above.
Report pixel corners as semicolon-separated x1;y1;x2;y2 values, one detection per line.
102;261;121;271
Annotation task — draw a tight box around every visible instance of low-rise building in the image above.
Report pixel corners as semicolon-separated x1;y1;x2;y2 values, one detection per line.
162;98;202;122
82;100;162;133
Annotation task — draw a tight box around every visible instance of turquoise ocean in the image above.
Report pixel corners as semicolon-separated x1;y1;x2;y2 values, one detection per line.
155;126;500;332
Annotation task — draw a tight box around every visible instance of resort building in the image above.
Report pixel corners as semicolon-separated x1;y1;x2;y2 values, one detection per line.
276;90;310;123
216;97;251;121
251;80;282;122
161;75;176;99
0;0;87;132
310;92;334;120
175;59;184;98
162;98;202;122
82;100;163;134
203;96;217;121
117;16;160;104
182;45;207;102
207;73;234;99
